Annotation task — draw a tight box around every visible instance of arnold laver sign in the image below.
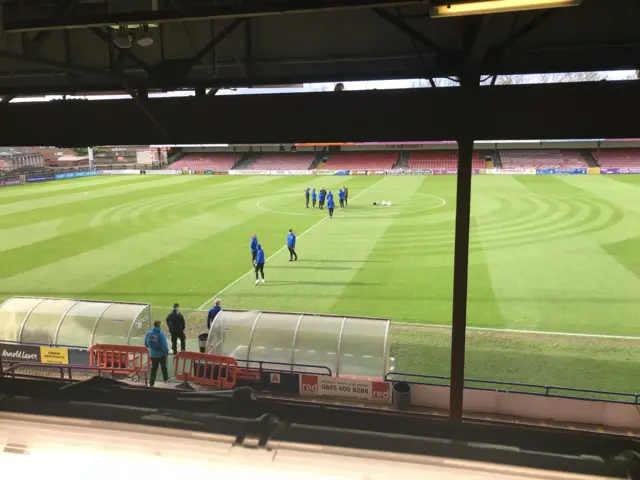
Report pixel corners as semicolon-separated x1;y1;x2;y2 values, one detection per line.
1;343;41;362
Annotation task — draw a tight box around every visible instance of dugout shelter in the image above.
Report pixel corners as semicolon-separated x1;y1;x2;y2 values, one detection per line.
0;296;151;348
205;309;392;378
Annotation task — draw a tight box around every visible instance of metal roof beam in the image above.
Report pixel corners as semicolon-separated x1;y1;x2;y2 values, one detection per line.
1;80;638;146
3;0;429;32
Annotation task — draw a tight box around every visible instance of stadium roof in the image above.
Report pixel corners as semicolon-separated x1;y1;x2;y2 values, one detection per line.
0;0;637;97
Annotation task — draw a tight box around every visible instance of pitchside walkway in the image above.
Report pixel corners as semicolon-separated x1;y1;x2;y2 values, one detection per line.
3;358;637;438
139;377;639;438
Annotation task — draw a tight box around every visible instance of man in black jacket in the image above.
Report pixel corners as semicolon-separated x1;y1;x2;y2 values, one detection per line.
166;303;186;354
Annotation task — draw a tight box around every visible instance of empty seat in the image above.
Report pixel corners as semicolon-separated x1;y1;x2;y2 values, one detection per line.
593;148;640;168
323;152;398;170
408;151;483;170
171;153;239;170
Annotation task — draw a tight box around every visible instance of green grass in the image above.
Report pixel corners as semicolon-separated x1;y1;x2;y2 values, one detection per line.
2;173;640;395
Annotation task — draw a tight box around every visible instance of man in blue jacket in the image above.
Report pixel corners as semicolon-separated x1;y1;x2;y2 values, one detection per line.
254;244;266;285
207;299;222;330
327;196;335;218
287;228;298;262
250;233;259;264
144;321;170;387
338;188;345;208
311;188;317;208
318;188;326;210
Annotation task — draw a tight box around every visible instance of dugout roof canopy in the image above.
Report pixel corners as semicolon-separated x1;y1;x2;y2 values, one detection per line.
205;309;392;378
0;296;152;348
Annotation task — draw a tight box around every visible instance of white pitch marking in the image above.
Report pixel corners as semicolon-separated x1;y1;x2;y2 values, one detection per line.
398;322;640;341
198;177;386;309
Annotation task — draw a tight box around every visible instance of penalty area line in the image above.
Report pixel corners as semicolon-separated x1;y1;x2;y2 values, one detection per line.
397;322;640;341
198;177;386;310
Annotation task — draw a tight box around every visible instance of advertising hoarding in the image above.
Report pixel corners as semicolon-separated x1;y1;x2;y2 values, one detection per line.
299;374;392;404
54;171;98;180
600;168;640;174
143;169;182;175
98;169;140;175
26;175;55;183
0;177;22;187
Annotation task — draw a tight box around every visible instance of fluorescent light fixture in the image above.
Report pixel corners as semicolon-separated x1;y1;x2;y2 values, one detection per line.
430;0;582;17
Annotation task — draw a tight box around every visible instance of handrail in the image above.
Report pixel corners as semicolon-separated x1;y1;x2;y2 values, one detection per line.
237;358;332;376
384;371;640;405
0;339;87;349
0;361;126;382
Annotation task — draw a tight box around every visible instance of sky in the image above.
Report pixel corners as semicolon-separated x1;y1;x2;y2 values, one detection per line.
9;70;636;103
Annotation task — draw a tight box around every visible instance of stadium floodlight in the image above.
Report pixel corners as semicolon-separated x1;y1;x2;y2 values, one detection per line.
137;25;154;48
430;0;582;17
113;26;132;49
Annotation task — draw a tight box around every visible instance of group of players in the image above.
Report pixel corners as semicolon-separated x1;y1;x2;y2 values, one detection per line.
248;186;350;286
249;229;298;285
305;186;348;218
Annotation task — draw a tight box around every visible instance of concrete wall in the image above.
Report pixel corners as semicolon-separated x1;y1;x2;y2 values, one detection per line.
410;384;640;430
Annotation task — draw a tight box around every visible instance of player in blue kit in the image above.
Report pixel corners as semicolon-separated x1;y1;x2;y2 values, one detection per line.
327;196;335;218
254;244;266;285
250;233;259;265
287;229;298;261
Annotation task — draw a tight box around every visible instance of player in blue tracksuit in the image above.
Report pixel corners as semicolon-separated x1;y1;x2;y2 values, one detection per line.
144;321;170;386
327;197;335;218
287;229;298;261
250;233;259;264
338;188;345;208
327;190;334;202
207;299;222;329
249;233;258;265
254;244;266;285
311;188;317;208
318;188;325;210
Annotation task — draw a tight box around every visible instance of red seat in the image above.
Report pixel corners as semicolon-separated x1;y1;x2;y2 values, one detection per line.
324;152;398;170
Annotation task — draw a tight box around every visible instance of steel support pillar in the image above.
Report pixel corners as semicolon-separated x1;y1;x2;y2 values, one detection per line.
449;136;474;422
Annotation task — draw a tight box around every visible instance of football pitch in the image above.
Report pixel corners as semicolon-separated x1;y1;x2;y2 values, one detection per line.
1;173;639;395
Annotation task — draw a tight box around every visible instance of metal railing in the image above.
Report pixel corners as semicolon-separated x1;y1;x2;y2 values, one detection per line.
384;372;640;405
1;360;113;382
0;339;87;349
237;358;332;377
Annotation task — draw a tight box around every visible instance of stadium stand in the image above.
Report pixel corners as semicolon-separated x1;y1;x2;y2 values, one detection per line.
323;151;398;170
408;150;484;170
500;150;587;169
592;148;640;168
171;153;238;170
244;152;314;170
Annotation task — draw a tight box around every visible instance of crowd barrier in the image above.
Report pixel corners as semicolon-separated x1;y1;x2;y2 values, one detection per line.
173;351;237;389
88;344;150;379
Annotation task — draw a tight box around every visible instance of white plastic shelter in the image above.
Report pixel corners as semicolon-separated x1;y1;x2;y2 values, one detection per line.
0;296;151;348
